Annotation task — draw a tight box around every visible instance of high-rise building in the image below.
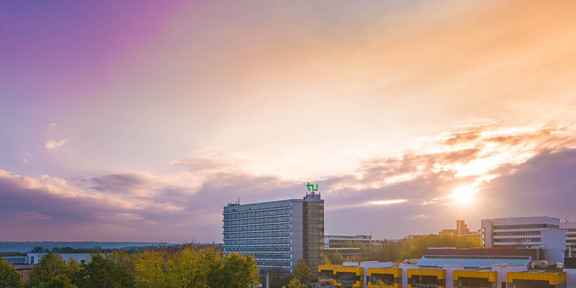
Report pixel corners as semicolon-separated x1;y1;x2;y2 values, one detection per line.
222;191;324;275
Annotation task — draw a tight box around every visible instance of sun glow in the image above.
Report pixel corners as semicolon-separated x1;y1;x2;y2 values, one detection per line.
450;186;477;205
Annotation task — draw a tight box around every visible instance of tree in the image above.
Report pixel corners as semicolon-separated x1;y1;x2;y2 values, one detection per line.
0;258;23;288
218;253;259;288
31;247;45;253
325;253;343;265
133;247;170;288
77;254;134;288
27;253;71;288
292;259;313;284
282;278;307;288
38;275;78;288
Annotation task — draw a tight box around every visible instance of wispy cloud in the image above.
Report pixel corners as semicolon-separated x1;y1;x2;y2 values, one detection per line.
45;139;68;150
1;123;575;241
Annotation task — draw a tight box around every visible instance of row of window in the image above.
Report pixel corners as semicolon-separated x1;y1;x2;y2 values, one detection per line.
369;275;401;285
224;201;291;213
494;231;541;236
223;216;291;226
408;275;446;286
224;231;291;238
224;238;291;245
224;246;290;252
494;238;540;243
494;224;559;230
223;208;291;220
223;223;291;232
254;259;291;267
305;208;323;214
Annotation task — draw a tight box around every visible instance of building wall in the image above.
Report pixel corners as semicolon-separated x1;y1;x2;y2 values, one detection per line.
292;201;304;271
223;200;293;274
541;229;566;263
482;216;561;249
303;193;324;273
26;253;92;265
560;221;576;257
222;192;324;275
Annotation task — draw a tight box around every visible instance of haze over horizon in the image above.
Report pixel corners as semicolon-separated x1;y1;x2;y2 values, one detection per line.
1;0;575;242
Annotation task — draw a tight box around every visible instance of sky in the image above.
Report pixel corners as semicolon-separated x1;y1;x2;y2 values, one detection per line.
1;0;575;242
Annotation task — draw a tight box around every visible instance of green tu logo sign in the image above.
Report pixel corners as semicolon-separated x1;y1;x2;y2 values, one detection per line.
307;182;318;192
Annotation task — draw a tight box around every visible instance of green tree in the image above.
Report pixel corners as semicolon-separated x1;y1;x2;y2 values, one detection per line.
77;254;134;288
133;248;170;288
27;253;71;288
38;275;77;288
325;253;343;265
282;278;307;288
292;259;313;284
0;258;23;288
218;253;259;288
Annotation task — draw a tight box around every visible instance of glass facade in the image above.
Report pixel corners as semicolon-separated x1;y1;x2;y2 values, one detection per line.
223;192;324;276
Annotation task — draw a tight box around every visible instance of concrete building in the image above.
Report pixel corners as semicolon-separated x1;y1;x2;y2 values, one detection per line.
222;190;324;275
26;253;92;265
481;216;566;263
318;261;393;288
318;248;569;288
324;235;373;259
560;221;576;257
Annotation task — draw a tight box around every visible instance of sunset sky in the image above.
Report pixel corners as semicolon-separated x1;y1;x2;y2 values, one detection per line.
1;0;575;242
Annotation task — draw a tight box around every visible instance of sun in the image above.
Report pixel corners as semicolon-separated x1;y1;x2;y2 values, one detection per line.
450;186;476;205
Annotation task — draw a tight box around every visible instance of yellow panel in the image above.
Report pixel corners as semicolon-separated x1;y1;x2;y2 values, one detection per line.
408;269;446;279
507;272;567;285
319;264;337;272
334;266;364;275
453;270;497;282
368;268;402;277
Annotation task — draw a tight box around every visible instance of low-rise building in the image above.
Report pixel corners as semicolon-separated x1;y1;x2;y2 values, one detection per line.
481;216;566;263
318;248;570;288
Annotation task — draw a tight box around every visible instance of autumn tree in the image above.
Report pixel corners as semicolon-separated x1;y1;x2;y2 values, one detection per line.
26;253;72;288
325;253;343;265
292;258;313;284
38;275;78;288
282;278;307;288
0;258;23;288
217;253;259;288
133;247;170;288
77;253;134;288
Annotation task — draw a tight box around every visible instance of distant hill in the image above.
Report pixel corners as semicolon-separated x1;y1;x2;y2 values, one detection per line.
0;242;179;253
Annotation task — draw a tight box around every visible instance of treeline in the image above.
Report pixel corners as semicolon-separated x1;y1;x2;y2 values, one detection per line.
325;234;481;264
0;246;258;288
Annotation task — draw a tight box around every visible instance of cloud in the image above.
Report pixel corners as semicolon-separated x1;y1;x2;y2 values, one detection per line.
2;123;576;241
45;139;67;150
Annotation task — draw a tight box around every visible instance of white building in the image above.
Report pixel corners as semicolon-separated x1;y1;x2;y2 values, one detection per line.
481;216;565;263
26;253;92;265
223;191;324;276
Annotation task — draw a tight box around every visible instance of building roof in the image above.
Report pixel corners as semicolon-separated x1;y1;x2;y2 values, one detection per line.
418;255;531;268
